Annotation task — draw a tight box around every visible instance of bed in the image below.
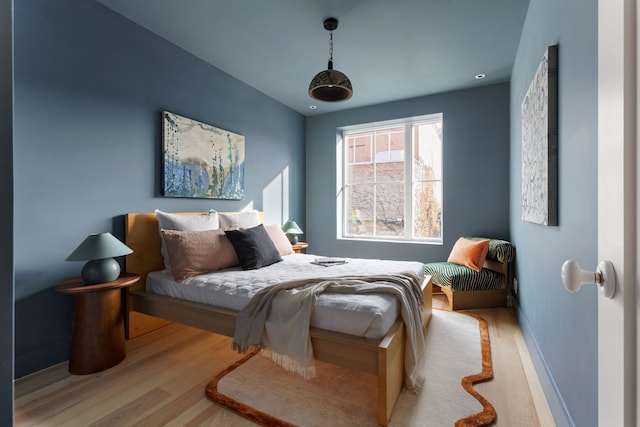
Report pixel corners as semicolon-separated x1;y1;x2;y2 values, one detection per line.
124;212;433;426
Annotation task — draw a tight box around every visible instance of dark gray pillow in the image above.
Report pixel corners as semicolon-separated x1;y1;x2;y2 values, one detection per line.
224;224;283;270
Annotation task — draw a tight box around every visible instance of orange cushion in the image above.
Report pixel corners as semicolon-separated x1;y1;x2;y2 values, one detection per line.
447;237;490;272
161;229;240;282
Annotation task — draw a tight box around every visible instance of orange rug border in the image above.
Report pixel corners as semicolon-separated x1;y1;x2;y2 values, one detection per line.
455;310;496;426
206;350;296;427
206;310;496;427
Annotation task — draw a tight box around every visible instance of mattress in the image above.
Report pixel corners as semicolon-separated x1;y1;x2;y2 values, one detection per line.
147;253;425;339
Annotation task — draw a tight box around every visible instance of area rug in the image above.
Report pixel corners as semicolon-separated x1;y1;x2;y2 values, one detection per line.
206;309;495;426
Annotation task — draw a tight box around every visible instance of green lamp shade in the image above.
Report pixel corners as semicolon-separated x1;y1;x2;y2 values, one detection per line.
66;232;133;285
282;220;303;244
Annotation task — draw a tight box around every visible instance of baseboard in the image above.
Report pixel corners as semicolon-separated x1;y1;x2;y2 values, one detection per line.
14;339;69;379
514;303;576;427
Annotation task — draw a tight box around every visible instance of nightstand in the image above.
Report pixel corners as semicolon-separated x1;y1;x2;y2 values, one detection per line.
291;242;308;253
55;273;140;375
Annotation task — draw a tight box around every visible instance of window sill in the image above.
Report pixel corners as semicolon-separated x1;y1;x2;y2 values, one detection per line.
338;236;443;245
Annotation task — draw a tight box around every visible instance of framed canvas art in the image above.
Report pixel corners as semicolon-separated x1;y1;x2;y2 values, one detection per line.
163;111;245;199
521;44;558;226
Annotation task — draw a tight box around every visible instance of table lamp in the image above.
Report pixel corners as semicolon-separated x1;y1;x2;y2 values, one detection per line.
282;220;304;244
66;232;133;285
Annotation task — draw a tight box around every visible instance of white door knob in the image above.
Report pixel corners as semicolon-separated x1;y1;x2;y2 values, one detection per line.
561;260;616;298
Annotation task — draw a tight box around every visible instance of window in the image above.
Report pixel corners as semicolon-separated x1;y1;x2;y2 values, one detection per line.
339;114;443;243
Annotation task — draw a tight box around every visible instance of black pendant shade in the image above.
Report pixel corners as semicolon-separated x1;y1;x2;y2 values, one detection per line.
308;18;353;102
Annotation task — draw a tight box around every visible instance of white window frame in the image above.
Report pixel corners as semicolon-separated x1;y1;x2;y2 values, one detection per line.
337;113;443;244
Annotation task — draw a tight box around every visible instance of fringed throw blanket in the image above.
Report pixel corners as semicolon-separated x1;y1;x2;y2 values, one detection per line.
232;272;425;391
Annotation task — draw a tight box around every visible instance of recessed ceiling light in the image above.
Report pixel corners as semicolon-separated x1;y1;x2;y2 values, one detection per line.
309;105;317;110
475;73;486;80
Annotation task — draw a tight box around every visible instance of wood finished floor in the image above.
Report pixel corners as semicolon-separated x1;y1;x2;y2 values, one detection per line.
14;294;555;426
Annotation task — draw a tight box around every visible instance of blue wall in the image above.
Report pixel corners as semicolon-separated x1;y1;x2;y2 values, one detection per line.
13;0;305;377
510;0;598;426
305;83;511;262
1;0;14;422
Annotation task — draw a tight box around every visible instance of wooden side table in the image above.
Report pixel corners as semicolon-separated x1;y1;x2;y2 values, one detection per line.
55;273;140;375
291;242;308;253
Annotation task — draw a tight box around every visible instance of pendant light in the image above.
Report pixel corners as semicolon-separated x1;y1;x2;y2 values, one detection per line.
308;18;353;102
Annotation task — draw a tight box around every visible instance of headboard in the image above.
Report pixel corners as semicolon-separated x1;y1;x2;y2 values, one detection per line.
125;211;265;289
124;211;264;338
125;212;167;292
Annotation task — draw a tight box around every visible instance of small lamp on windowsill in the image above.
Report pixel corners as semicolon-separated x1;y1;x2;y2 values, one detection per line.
66;232;133;285
282;220;304;244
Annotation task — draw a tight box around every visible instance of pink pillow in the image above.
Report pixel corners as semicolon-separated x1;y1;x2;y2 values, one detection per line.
154;209;220;271
161;229;239;282
447;238;490;272
264;224;295;256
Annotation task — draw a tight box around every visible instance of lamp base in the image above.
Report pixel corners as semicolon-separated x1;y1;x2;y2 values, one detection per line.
286;234;298;244
81;258;121;285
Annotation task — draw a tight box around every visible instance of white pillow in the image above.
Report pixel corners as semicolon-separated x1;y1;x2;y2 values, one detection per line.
219;210;262;229
155;209;219;270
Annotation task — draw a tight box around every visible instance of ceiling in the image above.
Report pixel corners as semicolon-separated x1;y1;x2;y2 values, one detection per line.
96;0;531;116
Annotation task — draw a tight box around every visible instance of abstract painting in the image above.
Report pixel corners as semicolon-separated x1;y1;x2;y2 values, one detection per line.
163;111;245;199
521;45;558;226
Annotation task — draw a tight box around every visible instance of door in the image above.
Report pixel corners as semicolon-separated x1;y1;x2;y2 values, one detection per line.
597;0;637;425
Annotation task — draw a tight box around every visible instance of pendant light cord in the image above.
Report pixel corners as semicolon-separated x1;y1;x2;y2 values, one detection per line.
329;30;334;62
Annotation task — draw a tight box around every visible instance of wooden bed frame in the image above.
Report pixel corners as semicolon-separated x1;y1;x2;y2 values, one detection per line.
433;258;509;311
124;212;433;426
